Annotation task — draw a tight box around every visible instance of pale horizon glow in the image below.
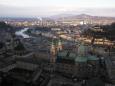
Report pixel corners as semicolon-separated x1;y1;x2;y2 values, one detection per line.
0;0;115;17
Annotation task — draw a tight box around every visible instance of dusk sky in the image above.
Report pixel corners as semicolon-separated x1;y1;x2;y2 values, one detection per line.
0;0;115;17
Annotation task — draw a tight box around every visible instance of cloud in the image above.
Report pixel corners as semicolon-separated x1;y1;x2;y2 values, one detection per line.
0;4;115;17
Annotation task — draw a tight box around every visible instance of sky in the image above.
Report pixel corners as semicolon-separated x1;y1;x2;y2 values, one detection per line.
0;0;115;17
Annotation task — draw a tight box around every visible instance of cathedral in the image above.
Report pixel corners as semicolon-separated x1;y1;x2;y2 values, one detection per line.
50;39;100;79
50;38;63;63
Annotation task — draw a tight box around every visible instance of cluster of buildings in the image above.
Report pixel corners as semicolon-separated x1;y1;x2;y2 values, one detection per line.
0;21;114;86
0;35;107;86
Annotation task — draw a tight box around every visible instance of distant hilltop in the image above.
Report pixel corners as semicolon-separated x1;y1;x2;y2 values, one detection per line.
50;14;115;20
49;14;115;25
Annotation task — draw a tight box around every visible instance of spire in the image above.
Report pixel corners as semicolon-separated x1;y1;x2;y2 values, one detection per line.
50;39;56;55
77;42;86;56
57;38;62;51
50;39;56;63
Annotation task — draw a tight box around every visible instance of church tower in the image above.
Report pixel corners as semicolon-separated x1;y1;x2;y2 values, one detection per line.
50;40;56;63
57;39;62;51
77;42;86;57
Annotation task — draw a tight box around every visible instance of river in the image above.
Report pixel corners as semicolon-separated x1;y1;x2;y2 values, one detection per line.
15;28;30;38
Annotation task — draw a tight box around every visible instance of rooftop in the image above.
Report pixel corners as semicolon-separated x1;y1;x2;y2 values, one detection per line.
57;51;99;63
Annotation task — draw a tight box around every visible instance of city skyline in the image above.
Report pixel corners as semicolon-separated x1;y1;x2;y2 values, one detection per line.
0;0;115;17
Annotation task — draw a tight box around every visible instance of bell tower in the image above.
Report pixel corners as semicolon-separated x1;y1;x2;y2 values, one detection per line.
77;42;86;57
57;39;62;51
50;40;56;63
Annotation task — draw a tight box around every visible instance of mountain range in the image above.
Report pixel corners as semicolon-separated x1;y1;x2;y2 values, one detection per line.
49;14;115;21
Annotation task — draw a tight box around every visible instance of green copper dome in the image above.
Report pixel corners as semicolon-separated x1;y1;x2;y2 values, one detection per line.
88;56;99;61
75;56;87;62
57;51;68;57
